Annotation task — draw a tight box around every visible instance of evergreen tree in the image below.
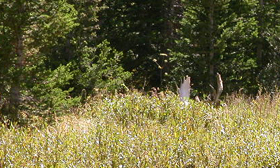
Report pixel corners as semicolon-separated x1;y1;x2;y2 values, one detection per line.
46;0;131;96
169;0;261;95
0;0;78;120
97;0;181;89
256;0;280;91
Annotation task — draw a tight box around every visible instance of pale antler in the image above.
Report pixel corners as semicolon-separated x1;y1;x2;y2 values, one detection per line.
214;73;223;104
179;76;191;105
179;73;222;106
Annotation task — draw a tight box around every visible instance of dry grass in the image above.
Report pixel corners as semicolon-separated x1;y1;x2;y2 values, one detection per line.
1;91;280;167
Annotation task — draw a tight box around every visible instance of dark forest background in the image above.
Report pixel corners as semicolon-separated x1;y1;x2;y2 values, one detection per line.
1;0;280;121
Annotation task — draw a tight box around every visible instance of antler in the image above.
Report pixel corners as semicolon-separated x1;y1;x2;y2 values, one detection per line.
178;73;223;106
179;76;191;105
214;73;223;104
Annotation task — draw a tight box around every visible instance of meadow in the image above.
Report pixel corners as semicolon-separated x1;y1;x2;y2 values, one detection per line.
1;91;280;167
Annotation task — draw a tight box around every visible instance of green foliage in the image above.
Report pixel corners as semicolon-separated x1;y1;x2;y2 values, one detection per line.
31;0;79;47
0;0;79;117
45;1;131;95
97;0;178;88
77;40;131;92
169;0;261;94
2;92;280;167
257;61;280;92
31;63;80;113
2;0;280;120
256;1;280;92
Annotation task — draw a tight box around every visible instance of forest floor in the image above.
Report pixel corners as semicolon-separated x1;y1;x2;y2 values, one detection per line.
1;91;280;167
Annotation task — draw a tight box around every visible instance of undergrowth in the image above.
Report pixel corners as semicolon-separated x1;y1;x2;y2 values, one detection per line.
1;91;280;167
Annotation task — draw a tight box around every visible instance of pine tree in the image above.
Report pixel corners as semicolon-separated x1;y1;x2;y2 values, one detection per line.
0;0;78;120
169;0;262;94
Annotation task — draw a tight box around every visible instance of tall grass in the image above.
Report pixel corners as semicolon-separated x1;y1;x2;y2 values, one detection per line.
1;91;280;167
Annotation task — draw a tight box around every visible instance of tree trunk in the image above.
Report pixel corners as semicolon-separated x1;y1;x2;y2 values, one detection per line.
257;0;264;63
162;0;182;85
208;0;215;88
8;33;24;121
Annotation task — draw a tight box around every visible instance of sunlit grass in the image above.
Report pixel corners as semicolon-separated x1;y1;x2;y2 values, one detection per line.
1;91;280;167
